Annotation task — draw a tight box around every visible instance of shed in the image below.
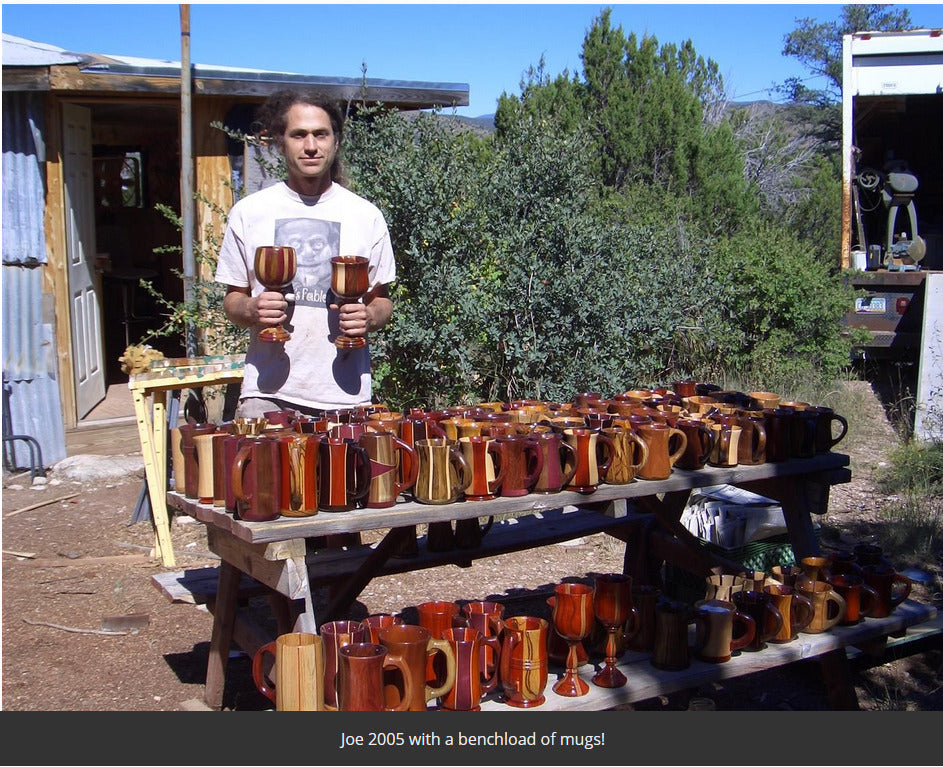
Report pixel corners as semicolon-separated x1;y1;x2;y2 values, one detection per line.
1;33;468;467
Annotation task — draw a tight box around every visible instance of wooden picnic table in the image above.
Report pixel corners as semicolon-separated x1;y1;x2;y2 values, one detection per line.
157;449;942;711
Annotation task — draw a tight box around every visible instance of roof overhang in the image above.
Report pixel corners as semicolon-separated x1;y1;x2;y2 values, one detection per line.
2;35;468;110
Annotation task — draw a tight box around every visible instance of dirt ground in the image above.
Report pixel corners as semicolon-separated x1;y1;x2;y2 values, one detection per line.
2;380;942;715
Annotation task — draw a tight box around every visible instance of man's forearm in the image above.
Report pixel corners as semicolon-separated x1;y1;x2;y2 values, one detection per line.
223;289;257;329
365;296;393;333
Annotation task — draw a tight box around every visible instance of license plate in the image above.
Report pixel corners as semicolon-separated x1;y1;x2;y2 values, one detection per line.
855;297;887;314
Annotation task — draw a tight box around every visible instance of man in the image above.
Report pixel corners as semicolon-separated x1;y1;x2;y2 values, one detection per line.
216;91;395;417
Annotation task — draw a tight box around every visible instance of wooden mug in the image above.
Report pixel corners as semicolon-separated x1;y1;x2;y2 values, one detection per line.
315;436;371;512
439;627;501;711
413;437;471;505
693;599;757;663
635;423;686;480
377;623;456;711
562;427;615;493
337;642;413;711
763;583;815;642
796;579;847;633
360;430;417;509
499;616;549;708
252;632;326;711
231;436;282;522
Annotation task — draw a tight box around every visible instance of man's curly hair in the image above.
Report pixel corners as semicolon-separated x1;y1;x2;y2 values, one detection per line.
252;90;347;185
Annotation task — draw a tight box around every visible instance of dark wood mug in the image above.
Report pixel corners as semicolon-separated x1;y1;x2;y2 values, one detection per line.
674;417;716;471
732;590;784;651
439;627;501;711
527;430;578;493
231;436;281;522
862;564;912;618
490;434;543;497
377;623;456;711
315;436;371;512
337;642;413;711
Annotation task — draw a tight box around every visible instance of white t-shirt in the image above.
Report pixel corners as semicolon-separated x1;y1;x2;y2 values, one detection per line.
215;181;396;409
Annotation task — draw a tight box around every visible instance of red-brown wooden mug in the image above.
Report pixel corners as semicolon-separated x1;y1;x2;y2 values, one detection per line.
674;417;716;471
231;436;282;522
460;601;506;679
731;590;784;651
829;573;879;625
320;619;368;710
490;434;544;497
635;422;687;480
377;623;456;711
562;427;615;493
458;435;506;501
363;613;403;644
316;436;371;512
337;642;413;711
415;600;465;688
526;430;578;494
735;414;767;466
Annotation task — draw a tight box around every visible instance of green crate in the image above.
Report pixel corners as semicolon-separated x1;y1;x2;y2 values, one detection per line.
663;534;798;605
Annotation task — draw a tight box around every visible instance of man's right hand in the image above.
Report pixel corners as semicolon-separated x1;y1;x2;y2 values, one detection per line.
223;286;289;331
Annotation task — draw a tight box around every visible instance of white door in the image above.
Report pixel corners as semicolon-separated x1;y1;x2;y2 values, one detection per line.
62;103;106;418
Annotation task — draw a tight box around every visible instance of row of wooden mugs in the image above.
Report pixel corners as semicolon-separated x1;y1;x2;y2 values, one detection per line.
169;391;848;522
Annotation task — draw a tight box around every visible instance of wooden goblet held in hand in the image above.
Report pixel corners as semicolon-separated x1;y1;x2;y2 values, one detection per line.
330;255;370;349
254;246;297;343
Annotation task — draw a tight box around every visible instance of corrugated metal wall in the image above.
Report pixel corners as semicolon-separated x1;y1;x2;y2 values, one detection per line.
2;91;67;470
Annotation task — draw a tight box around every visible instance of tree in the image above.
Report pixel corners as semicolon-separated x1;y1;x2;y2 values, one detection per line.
779;4;914;148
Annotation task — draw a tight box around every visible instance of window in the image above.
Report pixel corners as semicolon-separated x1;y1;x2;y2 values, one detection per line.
93;150;145;209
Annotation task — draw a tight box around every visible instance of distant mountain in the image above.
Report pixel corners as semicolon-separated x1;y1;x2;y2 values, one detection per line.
398;109;495;135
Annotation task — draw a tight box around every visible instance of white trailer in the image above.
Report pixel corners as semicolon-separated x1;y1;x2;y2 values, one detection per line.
842;29;943;441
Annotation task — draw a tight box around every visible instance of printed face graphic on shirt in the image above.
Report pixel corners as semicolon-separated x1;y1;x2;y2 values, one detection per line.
275;217;340;306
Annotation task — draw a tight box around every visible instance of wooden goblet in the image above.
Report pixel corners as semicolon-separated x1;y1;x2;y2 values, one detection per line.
592;573;634;688
253;246;296;343
330;255;370;349
551;582;594;696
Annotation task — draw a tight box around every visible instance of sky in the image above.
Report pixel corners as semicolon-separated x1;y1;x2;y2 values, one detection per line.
2;2;940;117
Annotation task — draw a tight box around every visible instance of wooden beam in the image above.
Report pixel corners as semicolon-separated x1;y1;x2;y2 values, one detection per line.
41;64;467;108
2;68;52;91
42;95;78;430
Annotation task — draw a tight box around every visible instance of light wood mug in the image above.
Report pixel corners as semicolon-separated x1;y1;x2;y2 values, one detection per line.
252;632;327;711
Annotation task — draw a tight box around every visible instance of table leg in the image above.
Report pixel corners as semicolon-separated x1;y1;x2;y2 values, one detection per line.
819;647;861;710
204;559;241;710
736;474;829;560
321;527;411;621
132;388;176;567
